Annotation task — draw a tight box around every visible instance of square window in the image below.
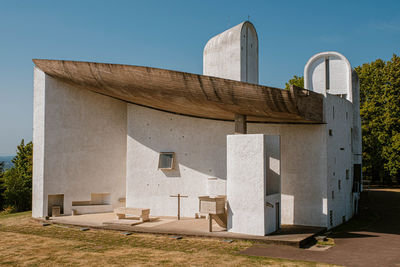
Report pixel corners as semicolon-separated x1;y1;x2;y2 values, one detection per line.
158;152;175;170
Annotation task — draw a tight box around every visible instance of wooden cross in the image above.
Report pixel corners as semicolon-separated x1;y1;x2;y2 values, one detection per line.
170;194;188;220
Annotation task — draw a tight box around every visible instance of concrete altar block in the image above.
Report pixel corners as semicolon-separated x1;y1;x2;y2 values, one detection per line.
227;134;280;236
199;196;225;214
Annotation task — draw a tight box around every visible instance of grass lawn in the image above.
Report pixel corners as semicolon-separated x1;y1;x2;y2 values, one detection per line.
0;212;335;266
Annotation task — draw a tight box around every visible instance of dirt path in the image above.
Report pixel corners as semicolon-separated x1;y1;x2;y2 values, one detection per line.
241;189;400;267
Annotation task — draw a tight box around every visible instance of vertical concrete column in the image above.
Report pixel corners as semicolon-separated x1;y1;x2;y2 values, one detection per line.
32;67;46;218
227;134;264;235
234;114;247;134
227;134;280;236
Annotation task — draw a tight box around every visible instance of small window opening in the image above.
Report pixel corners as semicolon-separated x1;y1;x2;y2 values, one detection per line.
330;210;333;226
346;169;349;180
342;215;346;223
338;180;341;190
158;152;175;170
329;129;333;136
351;128;354;153
332;190;335;199
333;106;335;120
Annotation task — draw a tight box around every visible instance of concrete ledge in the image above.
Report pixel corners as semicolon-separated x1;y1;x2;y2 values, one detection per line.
33;215;325;248
71;205;113;215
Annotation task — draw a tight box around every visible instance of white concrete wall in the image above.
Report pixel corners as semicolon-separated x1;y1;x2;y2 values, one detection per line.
203;21;258;84
325;95;357;228
126;104;232;218
33;74;330;228
249;124;328;227
305;51;362;228
32;68;46;218
125;104;328;228
227;134;280;236
32;68;127;217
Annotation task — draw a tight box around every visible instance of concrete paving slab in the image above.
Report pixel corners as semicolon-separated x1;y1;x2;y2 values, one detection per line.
40;213;325;247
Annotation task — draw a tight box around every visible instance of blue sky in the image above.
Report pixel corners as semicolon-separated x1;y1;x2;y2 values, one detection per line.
1;0;399;155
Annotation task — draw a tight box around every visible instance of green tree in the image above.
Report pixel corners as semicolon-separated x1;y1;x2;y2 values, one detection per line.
0;161;5;210
2;140;33;211
285;75;304;90
356;54;400;184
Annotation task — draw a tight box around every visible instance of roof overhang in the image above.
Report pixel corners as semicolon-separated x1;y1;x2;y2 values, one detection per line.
33;59;324;124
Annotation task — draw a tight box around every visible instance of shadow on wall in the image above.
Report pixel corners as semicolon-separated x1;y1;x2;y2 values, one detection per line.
161;154;181;177
128;104;234;180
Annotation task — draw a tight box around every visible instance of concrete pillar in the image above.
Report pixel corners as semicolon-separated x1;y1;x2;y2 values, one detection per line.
227;134;280;236
234;114;247;134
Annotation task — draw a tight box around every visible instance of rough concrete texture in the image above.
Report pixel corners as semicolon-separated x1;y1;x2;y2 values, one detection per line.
125;104;328;228
227;134;280;235
203;21;258;84
305;51;362;228
33;68;127;217
126;104;232;218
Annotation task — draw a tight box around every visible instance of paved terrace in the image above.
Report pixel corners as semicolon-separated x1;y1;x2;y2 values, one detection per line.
36;213;325;248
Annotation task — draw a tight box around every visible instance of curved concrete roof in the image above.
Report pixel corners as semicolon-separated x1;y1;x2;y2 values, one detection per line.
33;59;324;123
203;21;258;54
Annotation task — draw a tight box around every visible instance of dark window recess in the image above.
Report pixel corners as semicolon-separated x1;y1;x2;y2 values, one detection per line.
338;180;341;190
329;129;333;136
333;106;335;120
330;210;333;226
342;216;346;223
325;57;330;90
332;190;335;199
158;152;175;170
353;164;362;192
346;169;350;179
340;147;345;151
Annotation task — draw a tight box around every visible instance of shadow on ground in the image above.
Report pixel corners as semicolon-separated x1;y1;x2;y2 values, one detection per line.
241;189;400;267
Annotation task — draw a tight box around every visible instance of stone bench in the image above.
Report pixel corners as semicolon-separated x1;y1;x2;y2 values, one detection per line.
114;207;150;222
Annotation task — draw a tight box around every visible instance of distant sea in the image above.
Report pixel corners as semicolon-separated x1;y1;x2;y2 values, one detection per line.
0;156;14;170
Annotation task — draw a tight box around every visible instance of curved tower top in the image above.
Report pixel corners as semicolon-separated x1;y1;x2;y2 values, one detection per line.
203;21;259;84
304;51;354;102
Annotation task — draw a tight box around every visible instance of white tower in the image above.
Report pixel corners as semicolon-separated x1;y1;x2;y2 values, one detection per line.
203;21;259;84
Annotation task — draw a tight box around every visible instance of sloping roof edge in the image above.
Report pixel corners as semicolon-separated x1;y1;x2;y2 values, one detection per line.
33;59;324;123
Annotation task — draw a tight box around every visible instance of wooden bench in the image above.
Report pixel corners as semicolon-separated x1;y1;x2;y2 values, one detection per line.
114;207;150;222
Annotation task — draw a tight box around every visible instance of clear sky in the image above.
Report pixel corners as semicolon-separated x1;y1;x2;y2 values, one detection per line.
1;0;399;155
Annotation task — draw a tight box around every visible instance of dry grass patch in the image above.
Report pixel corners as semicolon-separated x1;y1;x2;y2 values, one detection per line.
0;212;334;266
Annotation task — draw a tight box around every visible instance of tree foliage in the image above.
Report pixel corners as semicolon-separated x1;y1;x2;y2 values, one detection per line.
357;54;400;184
285;75;304;89
0;161;5;210
2;139;33;211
